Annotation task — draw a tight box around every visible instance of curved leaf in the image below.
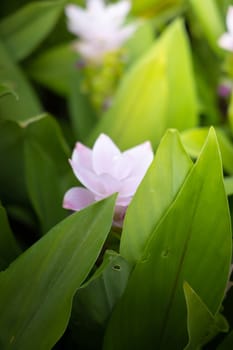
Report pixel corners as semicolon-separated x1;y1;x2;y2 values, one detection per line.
23;114;76;233
0;0;65;62
184;282;229;350
103;128;232;349
120;129;192;264
0;205;20;270
0;195;116;350
88;19;198;149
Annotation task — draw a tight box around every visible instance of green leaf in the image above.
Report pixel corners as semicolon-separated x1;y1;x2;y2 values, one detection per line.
120;129;193;265
23;114;76;233
69;251;131;349
181;127;233;174
88;19;198;149
68;68;97;141
189;0;224;54
0;205;20;270
124;21;154;66
0;119;28;207
0;0;65;62
224;176;233;196
0;83;18;99
184;282;229;350
0;40;42;121
103;128;232;349
27;43;78;96
131;0;184;17
0;195;116;350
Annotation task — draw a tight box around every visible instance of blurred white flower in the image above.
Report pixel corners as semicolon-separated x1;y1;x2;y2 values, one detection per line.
63;134;153;227
65;0;137;64
218;6;233;51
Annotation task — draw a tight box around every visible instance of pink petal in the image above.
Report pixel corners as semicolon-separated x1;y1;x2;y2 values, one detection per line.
113;205;127;228
114;24;138;45
119;175;144;198
63;187;95;211
227;6;233;34
71;163;122;198
123;141;153;178
75;41;106;63
70;142;93;176
92;134;121;175
106;1;131;28
87;0;105;13
218;33;233;51
65;5;88;36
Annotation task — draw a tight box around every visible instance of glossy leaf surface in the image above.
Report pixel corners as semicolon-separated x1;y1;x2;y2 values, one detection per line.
0;195;115;350
104;129;232;349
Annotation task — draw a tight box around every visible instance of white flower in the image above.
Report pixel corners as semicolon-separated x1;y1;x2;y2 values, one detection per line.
63;134;153;226
65;0;137;64
218;6;233;51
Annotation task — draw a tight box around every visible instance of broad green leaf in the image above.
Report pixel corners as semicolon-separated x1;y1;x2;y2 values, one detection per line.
0;83;18;99
224;176;233;196
120;129;193;264
131;0;184;17
184;282;229;350
189;0;224;54
125;21;154;66
103;128;232;349
0;205;20;270
181;127;233;174
69;251;131;349
0;195;116;350
89;19;198;149
0;40;42;121
27;44;77;96
0;120;28;206
0;0;65;62
68;68;97;140
23;114;76;233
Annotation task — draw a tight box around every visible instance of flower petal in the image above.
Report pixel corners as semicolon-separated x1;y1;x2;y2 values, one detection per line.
65;4;88;37
123;141;153;176
71;142;93;173
92;134;121;175
227;6;233;34
113;205;127;228
63;187;95;211
218;32;233;51
106;1;131;28
87;0;105;13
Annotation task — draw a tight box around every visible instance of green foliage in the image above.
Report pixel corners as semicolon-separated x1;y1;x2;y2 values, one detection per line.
0;40;42;121
181;127;233;174
88;19;198;149
103;129;232;349
0;205;20;270
0;0;233;348
69;251;131;349
23;114;76;233
120;129;193;264
184;282;229;349
189;0;224;54
131;0;185;17
0;195;116;350
27;44;77;97
0;0;65;62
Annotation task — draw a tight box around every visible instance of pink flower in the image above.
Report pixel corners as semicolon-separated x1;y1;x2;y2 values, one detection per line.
65;0;138;64
63;134;153;226
218;6;233;51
